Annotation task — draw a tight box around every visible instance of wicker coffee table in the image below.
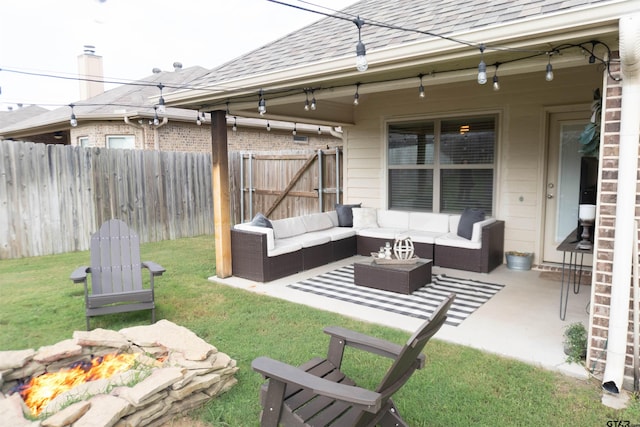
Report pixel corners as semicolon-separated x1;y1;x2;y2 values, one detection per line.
353;258;432;294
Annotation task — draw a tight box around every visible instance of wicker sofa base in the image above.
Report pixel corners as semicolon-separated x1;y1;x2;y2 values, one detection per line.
433;221;505;273
356;236;434;260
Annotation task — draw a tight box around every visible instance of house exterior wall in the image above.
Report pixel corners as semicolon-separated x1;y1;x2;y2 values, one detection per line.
342;65;602;261
69;120;341;153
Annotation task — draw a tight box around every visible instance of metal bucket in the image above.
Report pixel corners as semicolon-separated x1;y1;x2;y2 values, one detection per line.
505;252;533;270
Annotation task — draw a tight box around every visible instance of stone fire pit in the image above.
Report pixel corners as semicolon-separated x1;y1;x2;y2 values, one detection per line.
0;320;238;427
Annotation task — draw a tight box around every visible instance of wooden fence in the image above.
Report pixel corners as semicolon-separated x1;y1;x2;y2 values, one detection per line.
228;148;343;223
0;141;214;259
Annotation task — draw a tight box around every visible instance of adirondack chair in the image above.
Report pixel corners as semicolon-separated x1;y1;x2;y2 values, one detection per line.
251;293;455;427
70;219;166;330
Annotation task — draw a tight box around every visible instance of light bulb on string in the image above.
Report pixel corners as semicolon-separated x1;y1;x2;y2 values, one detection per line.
353;84;360;106
545;54;554;81
258;89;266;115
477;44;487;85
492;63;500;91
418;74;425;98
69;104;78;127
353;16;368;72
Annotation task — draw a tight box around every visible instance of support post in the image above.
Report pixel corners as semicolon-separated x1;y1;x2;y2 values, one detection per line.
210;110;232;278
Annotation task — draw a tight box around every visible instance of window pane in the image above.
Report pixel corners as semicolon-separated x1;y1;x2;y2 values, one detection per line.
440;117;495;165
389;169;433;211
388;122;435;165
440;169;493;214
107;135;135;149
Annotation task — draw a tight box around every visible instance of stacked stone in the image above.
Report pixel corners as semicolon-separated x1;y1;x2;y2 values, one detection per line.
0;320;238;427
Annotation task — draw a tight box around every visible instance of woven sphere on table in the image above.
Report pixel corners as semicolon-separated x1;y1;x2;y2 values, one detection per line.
393;237;414;260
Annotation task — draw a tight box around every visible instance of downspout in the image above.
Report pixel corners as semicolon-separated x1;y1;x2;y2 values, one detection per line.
152;117;169;151
602;13;640;394
123;116;148;149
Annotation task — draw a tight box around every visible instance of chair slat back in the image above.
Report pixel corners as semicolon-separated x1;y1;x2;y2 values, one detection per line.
376;294;454;395
90;219;143;295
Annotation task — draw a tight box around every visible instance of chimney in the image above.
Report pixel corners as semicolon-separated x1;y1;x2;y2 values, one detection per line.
77;45;105;100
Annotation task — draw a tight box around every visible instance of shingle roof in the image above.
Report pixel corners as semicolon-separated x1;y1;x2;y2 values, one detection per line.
0;66;209;134
198;0;613;85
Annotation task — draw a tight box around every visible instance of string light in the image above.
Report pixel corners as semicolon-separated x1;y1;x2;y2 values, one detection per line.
353;83;360;105
69;104;77;127
418;74;425;98
258;89;266;115
293;123;297;135
318;127;322;135
492;63;500;91
545;54;554;81
588;42;597;63
267;121;271;131
150;106;160;126
157;83;166;113
310;90;317;111
353;16;368;72
196;111;202;125
477;44;487;85
304;90;310;111
232;116;237;132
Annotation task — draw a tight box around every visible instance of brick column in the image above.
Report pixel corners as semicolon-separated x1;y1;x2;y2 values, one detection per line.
588;52;638;390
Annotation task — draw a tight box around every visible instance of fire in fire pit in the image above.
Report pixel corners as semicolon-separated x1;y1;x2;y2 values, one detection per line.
0;320;238;427
18;353;138;416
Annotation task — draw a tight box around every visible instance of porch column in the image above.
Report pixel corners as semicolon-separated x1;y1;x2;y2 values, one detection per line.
210;110;232;278
603;14;640;393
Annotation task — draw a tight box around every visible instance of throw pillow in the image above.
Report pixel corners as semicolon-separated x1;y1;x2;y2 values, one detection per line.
250;212;273;228
352;207;378;228
335;203;362;227
457;208;485;240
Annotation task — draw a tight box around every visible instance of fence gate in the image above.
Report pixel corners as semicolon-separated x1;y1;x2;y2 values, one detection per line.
229;148;342;224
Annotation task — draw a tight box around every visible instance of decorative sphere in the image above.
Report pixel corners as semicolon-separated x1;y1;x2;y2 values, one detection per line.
393;237;414;260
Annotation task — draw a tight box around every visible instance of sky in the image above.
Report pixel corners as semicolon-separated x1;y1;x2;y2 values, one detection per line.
0;0;357;110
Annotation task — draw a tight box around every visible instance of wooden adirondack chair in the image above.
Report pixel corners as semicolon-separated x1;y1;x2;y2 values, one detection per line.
70;219;166;330
252;293;455;427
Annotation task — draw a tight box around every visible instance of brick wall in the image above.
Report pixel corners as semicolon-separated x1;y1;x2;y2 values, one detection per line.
71;120;341;153
588;52;636;388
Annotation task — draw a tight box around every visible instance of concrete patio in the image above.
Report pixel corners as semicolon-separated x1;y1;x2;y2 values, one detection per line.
211;256;592;380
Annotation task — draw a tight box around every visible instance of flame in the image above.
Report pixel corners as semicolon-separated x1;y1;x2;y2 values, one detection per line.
19;353;137;417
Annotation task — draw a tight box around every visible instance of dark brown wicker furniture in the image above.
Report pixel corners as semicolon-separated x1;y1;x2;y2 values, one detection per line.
251;294;454;427
354;258;432;294
433;220;505;273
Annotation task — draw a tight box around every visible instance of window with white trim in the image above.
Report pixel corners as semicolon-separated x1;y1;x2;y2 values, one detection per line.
388;115;496;215
78;136;89;147
106;135;135;149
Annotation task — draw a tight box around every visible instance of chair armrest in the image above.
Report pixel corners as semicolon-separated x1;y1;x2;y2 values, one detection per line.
324;326;403;360
70;266;89;283
252;356;381;412
142;261;166;275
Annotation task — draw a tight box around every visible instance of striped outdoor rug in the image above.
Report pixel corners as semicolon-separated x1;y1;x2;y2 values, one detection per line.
287;265;505;326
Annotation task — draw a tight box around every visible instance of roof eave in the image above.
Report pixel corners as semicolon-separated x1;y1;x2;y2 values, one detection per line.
166;0;628;110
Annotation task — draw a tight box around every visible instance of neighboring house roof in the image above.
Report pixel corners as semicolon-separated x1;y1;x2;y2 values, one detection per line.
0;105;49;130
0;66;209;137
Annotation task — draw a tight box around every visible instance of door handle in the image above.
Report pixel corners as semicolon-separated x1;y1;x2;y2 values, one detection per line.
547;194;554;199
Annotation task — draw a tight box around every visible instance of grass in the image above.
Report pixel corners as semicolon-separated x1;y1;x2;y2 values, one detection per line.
1;235;639;426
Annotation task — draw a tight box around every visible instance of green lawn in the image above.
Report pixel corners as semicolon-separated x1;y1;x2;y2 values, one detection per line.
1;235;639;426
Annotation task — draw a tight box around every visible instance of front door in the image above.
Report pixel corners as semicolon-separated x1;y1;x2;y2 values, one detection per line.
543;111;594;264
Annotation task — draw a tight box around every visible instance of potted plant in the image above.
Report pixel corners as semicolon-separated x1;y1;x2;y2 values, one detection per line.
563;322;588;363
505;251;533;270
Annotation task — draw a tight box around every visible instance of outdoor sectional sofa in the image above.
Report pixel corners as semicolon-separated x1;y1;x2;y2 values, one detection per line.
231;207;504;282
